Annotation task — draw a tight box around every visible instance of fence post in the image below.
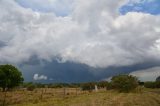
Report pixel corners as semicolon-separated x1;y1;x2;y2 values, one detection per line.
2;91;7;106
76;88;78;96
40;89;44;100
63;87;66;98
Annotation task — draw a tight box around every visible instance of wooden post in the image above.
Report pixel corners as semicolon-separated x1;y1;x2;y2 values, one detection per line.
2;91;7;106
40;89;43;100
63;87;66;98
76;88;78;96
45;85;48;94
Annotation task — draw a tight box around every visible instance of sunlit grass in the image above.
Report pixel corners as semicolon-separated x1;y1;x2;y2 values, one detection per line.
0;88;160;106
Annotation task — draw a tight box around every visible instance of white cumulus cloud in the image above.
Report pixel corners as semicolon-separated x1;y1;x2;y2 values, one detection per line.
33;74;48;80
0;0;160;68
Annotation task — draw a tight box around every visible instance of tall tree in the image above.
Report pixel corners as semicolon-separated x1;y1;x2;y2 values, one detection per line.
0;64;24;91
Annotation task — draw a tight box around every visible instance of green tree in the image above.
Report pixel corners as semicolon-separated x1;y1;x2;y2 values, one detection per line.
27;84;36;91
0;64;24;91
111;75;138;92
144;81;160;88
97;81;109;88
156;76;160;82
144;81;156;88
81;82;96;91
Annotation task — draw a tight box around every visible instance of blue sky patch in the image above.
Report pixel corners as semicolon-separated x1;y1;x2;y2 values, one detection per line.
15;0;160;16
15;0;73;17
120;0;160;15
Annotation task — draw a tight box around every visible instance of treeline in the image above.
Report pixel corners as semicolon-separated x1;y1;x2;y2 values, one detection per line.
144;81;160;88
21;75;139;92
143;76;160;88
21;81;110;91
21;82;81;91
21;75;160;92
1;64;160;93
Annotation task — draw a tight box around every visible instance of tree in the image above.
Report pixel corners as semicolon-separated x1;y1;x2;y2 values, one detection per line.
111;75;138;92
0;64;24;91
97;81;109;88
156;76;160;82
27;84;36;91
144;81;156;88
81;82;96;91
144;81;160;88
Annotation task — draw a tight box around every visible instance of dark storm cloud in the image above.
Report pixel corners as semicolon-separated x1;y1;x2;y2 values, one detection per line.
0;41;7;48
19;60;160;83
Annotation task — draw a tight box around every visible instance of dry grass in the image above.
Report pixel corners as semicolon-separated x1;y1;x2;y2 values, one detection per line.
0;88;160;106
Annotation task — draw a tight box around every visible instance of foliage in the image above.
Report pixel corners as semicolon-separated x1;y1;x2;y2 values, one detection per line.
45;83;80;88
138;81;144;86
81;82;96;91
111;75;138;92
27;84;36;91
0;64;24;91
144;82;156;88
144;81;160;88
156;76;160;82
97;81;109;88
156;81;160;88
21;82;81;89
106;82;114;90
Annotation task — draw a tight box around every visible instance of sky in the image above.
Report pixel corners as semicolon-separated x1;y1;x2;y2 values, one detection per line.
0;0;160;83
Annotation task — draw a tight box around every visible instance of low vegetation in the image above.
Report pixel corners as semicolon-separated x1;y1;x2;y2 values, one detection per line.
111;75;138;92
0;88;160;106
0;64;160;106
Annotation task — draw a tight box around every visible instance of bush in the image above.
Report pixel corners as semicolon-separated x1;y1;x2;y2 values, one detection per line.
156;81;160;88
106;82;114;90
111;75;138;92
144;82;156;88
138;81;144;86
144;81;160;88
81;82;96;91
97;81;109;88
156;76;160;82
27;84;36;91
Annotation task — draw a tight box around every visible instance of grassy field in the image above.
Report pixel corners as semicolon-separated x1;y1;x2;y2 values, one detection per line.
0;88;160;106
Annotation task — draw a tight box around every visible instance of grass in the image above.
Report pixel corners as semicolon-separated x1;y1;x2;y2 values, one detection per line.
0;88;160;106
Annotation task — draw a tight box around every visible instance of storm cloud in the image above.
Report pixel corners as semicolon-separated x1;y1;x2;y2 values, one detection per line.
0;0;160;69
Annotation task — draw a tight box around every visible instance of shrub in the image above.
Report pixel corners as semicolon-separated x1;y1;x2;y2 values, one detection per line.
81;82;96;91
111;75;138;92
156;76;160;82
144;82;156;88
27;84;36;91
144;81;160;88
106;82;114;90
155;81;160;88
97;81;109;88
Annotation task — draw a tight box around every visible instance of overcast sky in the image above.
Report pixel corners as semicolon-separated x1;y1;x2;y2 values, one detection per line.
0;0;160;82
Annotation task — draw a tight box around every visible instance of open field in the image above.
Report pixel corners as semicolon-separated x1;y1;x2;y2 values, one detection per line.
0;88;160;106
